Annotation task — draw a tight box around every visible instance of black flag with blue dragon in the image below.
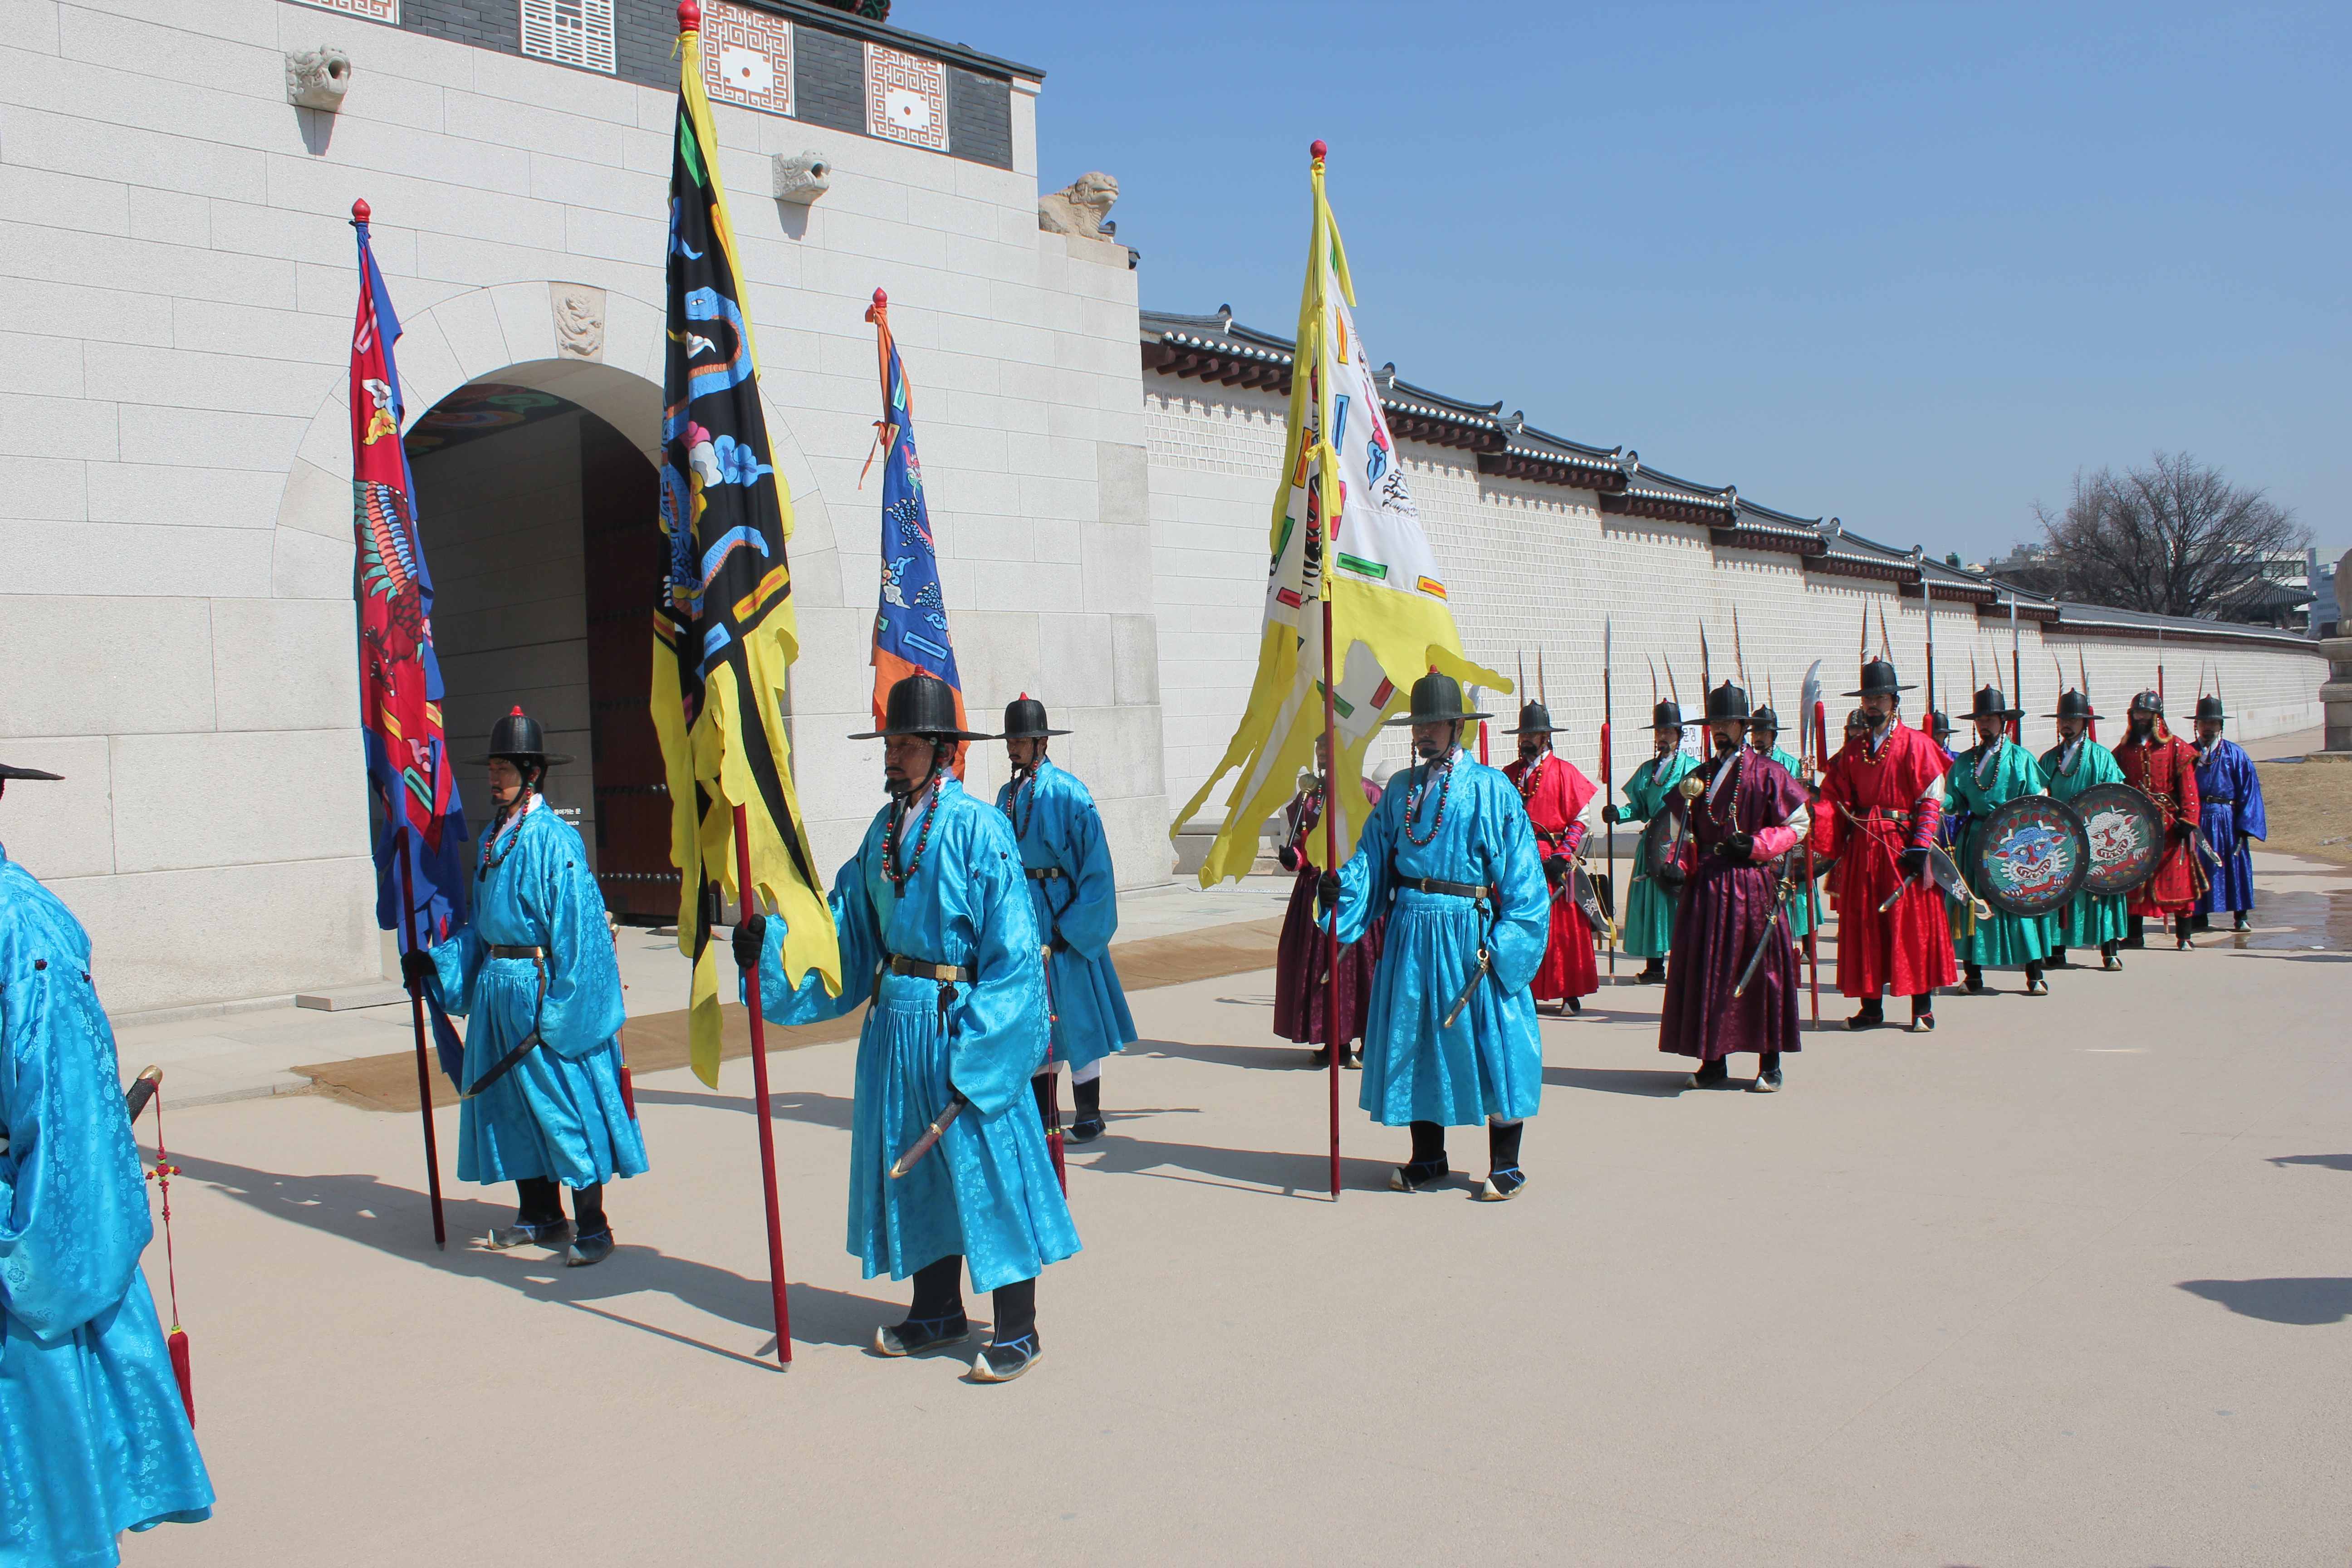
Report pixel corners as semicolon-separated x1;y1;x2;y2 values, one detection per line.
652;16;839;1089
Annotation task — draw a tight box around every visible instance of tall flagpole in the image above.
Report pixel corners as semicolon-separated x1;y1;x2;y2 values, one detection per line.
394;830;446;1249
1313;139;1342;1203
1601;618;1614;979
732;806;793;1362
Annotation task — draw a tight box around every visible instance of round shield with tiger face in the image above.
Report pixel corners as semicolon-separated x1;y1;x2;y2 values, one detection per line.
2071;781;2165;897
1970;795;2089;918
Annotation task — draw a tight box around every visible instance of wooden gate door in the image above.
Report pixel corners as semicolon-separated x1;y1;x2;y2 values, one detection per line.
579;416;675;922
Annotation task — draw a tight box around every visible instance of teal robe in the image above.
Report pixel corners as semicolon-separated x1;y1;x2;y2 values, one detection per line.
1764;745;1818;940
1617;750;1700;959
1944;738;2056;966
1328;753;1549;1127
998;760;1136;1073
755;778;1078;1293
2040;736;2130;948
2;844;213;1568
424;802;647;1189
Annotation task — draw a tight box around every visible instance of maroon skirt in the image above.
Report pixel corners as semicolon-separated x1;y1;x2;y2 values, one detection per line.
1658;855;1801;1061
1272;870;1385;1046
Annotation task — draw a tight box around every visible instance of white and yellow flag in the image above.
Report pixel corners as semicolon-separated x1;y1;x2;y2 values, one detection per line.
1173;142;1505;886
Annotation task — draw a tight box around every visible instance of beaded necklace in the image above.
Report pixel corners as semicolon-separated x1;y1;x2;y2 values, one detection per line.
884;779;942;896
1514;750;1548;807
1000;762;1041;842
1402;750;1455;847
2054;735;2085;780
1972;735;2002;791
1704;749;1744;829
477;786;534;882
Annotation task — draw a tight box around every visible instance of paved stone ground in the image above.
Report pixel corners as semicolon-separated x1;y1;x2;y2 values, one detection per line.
117;850;2348;1567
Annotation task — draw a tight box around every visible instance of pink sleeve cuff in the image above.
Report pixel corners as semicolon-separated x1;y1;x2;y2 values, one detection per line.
1751;825;1798;859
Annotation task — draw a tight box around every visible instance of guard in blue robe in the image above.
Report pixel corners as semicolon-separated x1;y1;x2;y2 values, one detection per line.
405;709;645;1267
2191;696;2266;928
2;760;212;1567
1322;675;1549;1201
994;696;1135;1147
737;675;1075;1383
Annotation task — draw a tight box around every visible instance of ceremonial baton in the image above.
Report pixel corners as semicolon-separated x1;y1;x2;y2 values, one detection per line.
889;1094;969;1179
125;1063;163;1123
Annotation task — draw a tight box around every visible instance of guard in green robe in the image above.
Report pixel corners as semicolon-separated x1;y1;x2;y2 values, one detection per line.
1747;705;1815;940
2039;689;2127;970
1600;701;1699;982
1943;686;2054;995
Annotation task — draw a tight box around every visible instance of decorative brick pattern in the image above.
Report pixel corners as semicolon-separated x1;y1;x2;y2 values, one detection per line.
520;0;617;74
290;0;400;20
701;0;793;116
792;22;865;132
865;42;946;151
946;66;1011;169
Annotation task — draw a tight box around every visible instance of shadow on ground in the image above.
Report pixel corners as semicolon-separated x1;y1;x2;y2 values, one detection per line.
1544;1064;1690;1098
2176;1278;2352;1326
166;1150;897;1363
2268;1153;2352;1172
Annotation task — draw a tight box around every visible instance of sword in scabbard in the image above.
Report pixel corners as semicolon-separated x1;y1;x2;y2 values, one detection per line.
1731;892;1792;1000
125;1064;163;1123
888;1093;970;1180
1441;944;1491;1030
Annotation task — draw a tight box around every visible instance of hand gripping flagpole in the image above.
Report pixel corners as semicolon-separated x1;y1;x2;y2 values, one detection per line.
732;805;794;1363
395;828;447;1248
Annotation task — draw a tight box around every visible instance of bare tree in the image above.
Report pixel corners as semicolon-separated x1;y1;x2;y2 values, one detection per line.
2028;452;2308;618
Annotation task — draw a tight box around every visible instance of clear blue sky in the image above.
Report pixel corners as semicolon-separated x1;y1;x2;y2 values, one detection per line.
911;0;2348;567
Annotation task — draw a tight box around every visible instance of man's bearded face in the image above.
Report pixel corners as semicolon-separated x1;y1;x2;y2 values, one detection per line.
2196;718;2224;744
1974;715;2006;745
2058;716;2088;742
1518;731;1548;763
1861;693;1896;726
1412;720;1458;762
2130;711;2156;739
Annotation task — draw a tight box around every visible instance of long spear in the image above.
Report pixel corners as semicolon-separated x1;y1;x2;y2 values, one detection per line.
2080;650;2097;743
1798;659;1823;1026
1921;563;1937;735
2010;589;2024;742
731;810;793;1362
1602;618;1614;979
1697;620;1713;757
394;833;446;1250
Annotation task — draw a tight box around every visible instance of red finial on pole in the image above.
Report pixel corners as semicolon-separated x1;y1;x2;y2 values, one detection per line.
872;288;887;308
1310;139;1328;161
677;0;700;31
351;198;371;222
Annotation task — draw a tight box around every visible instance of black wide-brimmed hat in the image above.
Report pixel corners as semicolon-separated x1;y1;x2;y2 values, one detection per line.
2194;694;2225;722
852;672;993;741
2127;689;2163;716
465;706;574;767
2046;690;2100;721
997;694;1070;740
1967;685;2022;721
1651;700;1686;730
1843;658;1913;698
1748;706;1781;732
1503;701;1553;736
1704;681;1751;722
1382;672;1490;727
0;761;64;781
1929;710;1955;738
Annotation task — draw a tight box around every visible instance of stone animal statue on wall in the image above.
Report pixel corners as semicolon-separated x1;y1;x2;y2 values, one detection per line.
1039;172;1119;241
285;47;352;112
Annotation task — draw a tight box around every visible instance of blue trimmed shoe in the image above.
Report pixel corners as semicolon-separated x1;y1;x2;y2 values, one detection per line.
968;1332;1041;1382
873;1314;970;1357
1388;1159;1450;1192
564;1228;615;1267
1478;1167;1526;1201
486;1219;573;1251
1066;1116;1107;1145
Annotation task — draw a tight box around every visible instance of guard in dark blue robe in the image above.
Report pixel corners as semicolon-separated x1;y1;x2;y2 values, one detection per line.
1322;675;1549;1200
405;709;646;1267
2191;695;2267;929
2;760;213;1566
994;696;1135;1147
736;675;1076;1383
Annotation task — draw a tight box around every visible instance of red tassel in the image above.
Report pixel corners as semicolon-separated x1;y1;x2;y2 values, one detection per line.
167;1326;194;1426
618;1063;637;1119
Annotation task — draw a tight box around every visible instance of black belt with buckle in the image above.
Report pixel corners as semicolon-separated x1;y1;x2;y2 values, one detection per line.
887;954;976;982
487;945;546;960
1406;875;1490;900
1024;867;1065;880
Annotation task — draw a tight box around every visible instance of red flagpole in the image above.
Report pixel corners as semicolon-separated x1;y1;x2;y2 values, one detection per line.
1321;596;1342;1201
732;806;793;1363
1809;701;1827;1024
395;829;447;1249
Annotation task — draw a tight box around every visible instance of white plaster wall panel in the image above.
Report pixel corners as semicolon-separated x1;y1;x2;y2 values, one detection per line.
0;220;295;309
117;406;309;474
172;297;341;363
0;455;84;521
52;856;381;1014
1035;615;1114;710
96;0;276;53
124;187;211;246
0;327;78;397
0;277;170;348
0;103;270;207
0;518;274;601
527;152;666;221
0;741;113;881
85;463;285;533
0;392;117;461
0;594;215;740
4;0;61;55
88;343;328;420
110;726;363;873
210;598;358;733
1109;615;1161;709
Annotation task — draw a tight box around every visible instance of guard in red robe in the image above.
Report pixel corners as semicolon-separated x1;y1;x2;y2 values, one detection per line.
2112;689;2204;948
1274;734;1385;1065
1813;659;1957;1032
1501;701;1599;1015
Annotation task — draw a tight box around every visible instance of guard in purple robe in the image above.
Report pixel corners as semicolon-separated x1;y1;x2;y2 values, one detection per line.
1659;683;1813;1092
1273;733;1384;1066
2191;694;2266;930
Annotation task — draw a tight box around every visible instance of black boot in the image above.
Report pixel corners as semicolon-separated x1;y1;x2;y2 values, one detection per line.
2233;912;2250;932
2122;916;2146;950
2174;916;2193;951
1749;1051;1783;1093
1392;1120;1450;1191
2048;947;2069;969
2100;939;2122;971
1565;995;1582;1016
1963;963;1986;995
1480;1121;1525;1200
490;1176;573;1250
564;1182;613;1266
877;1254;970;1357
1847;997;1885;1031
2024;962;2047;997
971;1276;1040;1382
1067;1074;1105;1143
1909;994;1936;1033
1686;1055;1730;1090
1637;958;1665;985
